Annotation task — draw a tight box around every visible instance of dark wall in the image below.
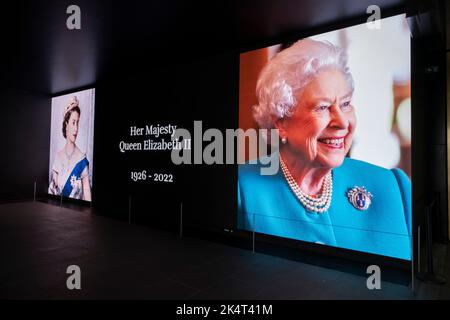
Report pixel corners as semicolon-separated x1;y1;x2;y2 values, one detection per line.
0;88;50;202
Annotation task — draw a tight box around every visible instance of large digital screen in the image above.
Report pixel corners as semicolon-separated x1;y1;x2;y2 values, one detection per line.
48;88;95;202
237;14;412;260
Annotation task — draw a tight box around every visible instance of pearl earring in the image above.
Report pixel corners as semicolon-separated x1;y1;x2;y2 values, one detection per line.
281;137;287;144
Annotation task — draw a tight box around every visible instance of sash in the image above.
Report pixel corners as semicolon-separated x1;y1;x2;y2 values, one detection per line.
62;158;89;197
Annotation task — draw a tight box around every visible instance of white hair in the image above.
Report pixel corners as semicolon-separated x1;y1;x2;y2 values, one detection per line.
253;39;354;129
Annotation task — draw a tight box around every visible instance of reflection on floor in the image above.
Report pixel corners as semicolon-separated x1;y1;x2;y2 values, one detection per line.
0;202;449;300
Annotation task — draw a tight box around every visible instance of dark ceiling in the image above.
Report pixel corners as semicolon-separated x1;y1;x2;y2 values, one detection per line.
1;0;410;95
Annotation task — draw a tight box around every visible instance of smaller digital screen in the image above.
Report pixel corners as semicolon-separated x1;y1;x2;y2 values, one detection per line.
48;88;95;202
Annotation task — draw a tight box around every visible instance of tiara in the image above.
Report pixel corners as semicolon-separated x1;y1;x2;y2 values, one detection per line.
64;96;79;116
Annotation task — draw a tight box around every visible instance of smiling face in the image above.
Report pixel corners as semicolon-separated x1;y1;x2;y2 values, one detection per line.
65;111;80;144
276;67;356;169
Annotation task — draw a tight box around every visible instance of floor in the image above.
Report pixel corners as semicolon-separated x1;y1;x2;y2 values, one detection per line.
1;201;449;300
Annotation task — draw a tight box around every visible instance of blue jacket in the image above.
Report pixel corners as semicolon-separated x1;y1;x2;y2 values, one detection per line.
238;157;412;260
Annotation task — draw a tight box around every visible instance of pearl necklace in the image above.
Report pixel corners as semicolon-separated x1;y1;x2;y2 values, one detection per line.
280;156;333;213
